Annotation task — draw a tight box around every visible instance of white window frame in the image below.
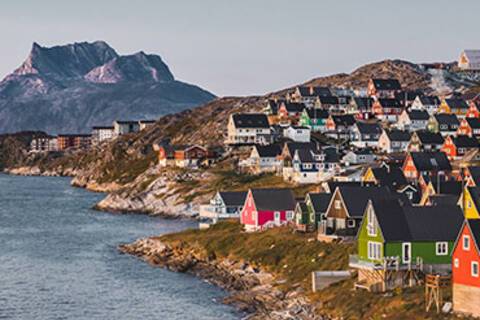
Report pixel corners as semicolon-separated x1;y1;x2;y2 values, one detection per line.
436;242;448;256
334;200;341;209
402;242;412;264
463;235;471;251
274;211;281;223
472;261;479;278
286;211;294;221
367;241;382;260
347;219;356;228
367;206;377;236
454;258;459;268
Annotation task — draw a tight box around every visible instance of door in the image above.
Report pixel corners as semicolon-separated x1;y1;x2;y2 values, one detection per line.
402;242;411;264
274;211;281;225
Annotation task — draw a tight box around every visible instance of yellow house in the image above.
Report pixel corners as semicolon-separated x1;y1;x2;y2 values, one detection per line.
462;186;480;219
438;98;469;117
362;167;376;183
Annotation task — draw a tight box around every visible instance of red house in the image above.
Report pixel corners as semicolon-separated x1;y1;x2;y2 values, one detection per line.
452;219;480;317
240;188;296;232
442;135;480;160
402;151;452;181
466;101;480;118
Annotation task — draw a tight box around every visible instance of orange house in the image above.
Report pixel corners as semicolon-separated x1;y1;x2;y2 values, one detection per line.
442;135;480;159
466;101;480;118
457;118;480;137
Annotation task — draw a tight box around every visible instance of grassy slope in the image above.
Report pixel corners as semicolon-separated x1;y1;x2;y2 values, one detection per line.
160;221;465;320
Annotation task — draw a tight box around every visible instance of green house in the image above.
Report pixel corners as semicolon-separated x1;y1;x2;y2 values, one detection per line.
299;109;329;132
354;199;463;269
294;193;332;232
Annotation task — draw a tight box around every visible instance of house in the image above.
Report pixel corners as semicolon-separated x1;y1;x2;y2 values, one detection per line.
113;120;140;135
367;78;402;98
457;117;480;137
139;120;156;130
439;98;469;118
442;135;480;160
325;114;356;140
395;91;424;107
157;144;218;168
378;129;411;153
243;144;282;173
319;186;395;239
371;98;404;122
350;122;382;148
464;167;480;187
428;113;460;137
240;188;296;232
289;148;340;184
278;102;306;121
419;179;463;206
342;149;376;165
466;101;480;118
452;219;480;317
295;192;333;232
283;126;311;143
463;187;480;219
397;109;429;131
408;130;444;152
351;97;375;120
30;135;58;153
351;199;463;292
314;96;341;113
264;99;282;116
411;96;441;115
199;191;247;224
363;166;408;191
290;86;332;108
298;108;329;132
458;49;480;70
402;151;451;181
57;134;92;150
226;113;272;145
91;126;115;144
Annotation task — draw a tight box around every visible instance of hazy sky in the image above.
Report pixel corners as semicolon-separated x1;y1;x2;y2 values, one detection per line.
1;0;479;96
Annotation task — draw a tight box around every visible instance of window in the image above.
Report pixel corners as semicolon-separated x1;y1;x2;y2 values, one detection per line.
467;200;473;209
472;261;479;277
436;242;448;256
464;235;471;251
347;219;356;228
286;211;294;221
334;200;341;209
367;206;376;236
454;258;459;268
368;241;382;260
402;243;412;264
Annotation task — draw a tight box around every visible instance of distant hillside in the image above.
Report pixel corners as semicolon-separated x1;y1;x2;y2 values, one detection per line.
0;41;215;134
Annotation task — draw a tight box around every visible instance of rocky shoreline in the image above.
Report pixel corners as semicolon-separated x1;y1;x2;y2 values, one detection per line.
119;238;329;320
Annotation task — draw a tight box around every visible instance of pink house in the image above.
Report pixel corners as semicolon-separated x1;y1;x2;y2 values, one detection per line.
240;188;297;232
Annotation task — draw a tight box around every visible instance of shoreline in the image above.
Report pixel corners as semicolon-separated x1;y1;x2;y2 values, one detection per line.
119;238;326;320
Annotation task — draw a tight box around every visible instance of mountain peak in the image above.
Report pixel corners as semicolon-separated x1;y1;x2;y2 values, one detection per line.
12;41;119;80
84;52;174;84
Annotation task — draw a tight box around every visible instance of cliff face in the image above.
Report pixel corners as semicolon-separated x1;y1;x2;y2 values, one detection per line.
0;41;215;134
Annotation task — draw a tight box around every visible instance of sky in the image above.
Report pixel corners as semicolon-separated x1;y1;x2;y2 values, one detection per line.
1;0;479;96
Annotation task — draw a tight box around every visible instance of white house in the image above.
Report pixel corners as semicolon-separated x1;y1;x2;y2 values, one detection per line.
92;126;115;143
199;191;247;227
283;126;311;143
411;96;440;115
342;149;376;165
30;136;58;153
139;120;156;130
458;50;480;71
114;121;140;135
242;144;282;173
378;129;411;153
397;109;429;131
350;122;382;148
226;113;272;145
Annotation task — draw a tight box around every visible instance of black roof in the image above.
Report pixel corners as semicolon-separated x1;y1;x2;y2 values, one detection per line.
305;108;329;119
410;152;451;171
317;96;339;105
371;78;402;91
356;122;382;135
468;167;480;186
284;141;318;157
336;186;394;218
429;194;459;206
307;193;333;213
378;98;402;108
466;117;480;129
282;102;306;113
371;167;408;190
372;199;463;242
219;191;248;207
431;180;463;196
466;219;480;251
468;187;480;219
232;113;270;128
331;115;356;126
250;188;296;211
415;131;444;145
92;126;114;130
452;135;480;148
445;98;469;110
419;96;441;105
395;90;424;101
386;129;411;142
434;114;460;126
312;86;332;97
295;149;316;163
254;144;282;158
406;109;430;121
353;97;374;110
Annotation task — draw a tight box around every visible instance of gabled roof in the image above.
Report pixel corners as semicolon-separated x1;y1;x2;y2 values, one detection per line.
317;96;339;105
312;86;332;97
445;98;469;109
406;109;430;121
295;149;316;163
304;108;329;119
331;115;355;126
419;96;440;105
467;187;480;212
466;219;480;253
336;186;394;218
284;141;318;157
356;122;382;135
452;135;480;148
372;199;463;242
434;113;460;126
250;188;296;211
371;78;402;91
429;194;459;206
409;152;451;171
282;102;306;113
307;192;333;213
377;98;402;108
219;191;248;207
232;113;270;128
468;167;480;186
415;131;444;144
371;167;408;190
386;129;411;142
430;180;463;196
465;117;480;129
353;97;374;110
254;144;282;158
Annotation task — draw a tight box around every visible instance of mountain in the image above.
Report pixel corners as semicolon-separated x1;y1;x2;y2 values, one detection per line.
0;41;215;134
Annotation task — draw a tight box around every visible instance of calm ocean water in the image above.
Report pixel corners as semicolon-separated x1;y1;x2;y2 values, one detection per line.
0;175;239;320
